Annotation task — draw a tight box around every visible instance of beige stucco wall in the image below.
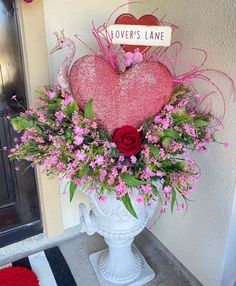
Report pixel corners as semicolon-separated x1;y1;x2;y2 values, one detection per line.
129;1;236;286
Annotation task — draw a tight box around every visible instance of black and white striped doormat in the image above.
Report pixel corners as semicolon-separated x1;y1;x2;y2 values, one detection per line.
1;246;77;286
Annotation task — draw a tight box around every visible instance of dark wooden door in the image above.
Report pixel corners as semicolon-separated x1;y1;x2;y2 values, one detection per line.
0;0;42;247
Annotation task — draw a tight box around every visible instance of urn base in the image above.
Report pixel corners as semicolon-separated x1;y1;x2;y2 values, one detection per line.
89;244;155;286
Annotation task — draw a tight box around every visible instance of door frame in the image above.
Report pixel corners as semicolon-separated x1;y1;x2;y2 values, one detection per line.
15;0;64;239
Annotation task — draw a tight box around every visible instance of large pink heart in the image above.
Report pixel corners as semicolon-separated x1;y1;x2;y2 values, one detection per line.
69;56;173;134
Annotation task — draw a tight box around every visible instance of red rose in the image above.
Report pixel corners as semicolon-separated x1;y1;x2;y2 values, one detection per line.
112;125;142;156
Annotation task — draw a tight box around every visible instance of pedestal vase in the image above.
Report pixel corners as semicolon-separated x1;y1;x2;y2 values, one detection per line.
79;194;157;285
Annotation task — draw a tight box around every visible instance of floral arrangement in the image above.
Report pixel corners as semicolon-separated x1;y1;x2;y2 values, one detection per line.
10;83;214;218
8;13;234;218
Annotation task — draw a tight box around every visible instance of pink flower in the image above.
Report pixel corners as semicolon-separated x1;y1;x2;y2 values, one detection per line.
99;169;107;182
99;195;107;202
160;205;168;213
159;148;166;159
194;94;201;103
192;175;200;182
74;126;84;135
3;146;8;151
165;196;171;202
147;226;153;232
108;176;115;185
75;178;82;185
164;186;172;194
75;150;86;161
74;135;84;146
130;156;137;164
95;155;104;166
121;165;128;173
118;155;124;162
224;142;229;148
115;180;128;197
55;111;65;124
199;148;208;154
141;167;155;180
187;186;196;194
164;104;174;112
111;167;118;178
125;49;143;66
62;96;74;106
136;195;144;204
141;185;153;195
11;95;17;101
183;124;196;138
86;187;95;193
162;118;171;129
156;171;163;177
48;91;56;99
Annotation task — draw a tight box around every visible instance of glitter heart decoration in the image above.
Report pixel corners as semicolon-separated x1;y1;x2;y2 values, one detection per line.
69;55;173;134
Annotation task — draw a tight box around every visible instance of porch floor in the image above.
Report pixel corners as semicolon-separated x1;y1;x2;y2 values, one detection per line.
59;229;202;286
0;227;202;286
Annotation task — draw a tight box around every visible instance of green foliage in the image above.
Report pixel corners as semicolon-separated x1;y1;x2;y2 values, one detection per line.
194;117;210;128
121;173;147;187
149;144;160;160
110;148;119;158
64;101;78;116
121;194;138;219
171;188;176;213
172;112;194;126
99;129;112;141
78;165;89;179
69;181;77;202
84;99;94;120
162;137;171;148
11;117;34;131
163;129;181;140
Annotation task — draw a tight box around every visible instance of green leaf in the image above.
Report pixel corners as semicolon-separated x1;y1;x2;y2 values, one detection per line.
84;99;94;120
99;129;111;141
194;118;209;128
149;144;160;160
121;194;138;219
78;164;89;178
121;173;147;187
70;181;77;202
161;160;172;168
11;117;34;131
163;129;181;140
162;137;171;148
110;148;119;158
154;131;164;137
64;101;79;116
151;183;160;196
175;161;186;170
171;188;176;213
9;155;18;161
66;130;72;139
172;113;194;126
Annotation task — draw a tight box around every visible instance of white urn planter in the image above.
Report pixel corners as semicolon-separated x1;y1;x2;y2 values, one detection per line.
79;193;157;286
